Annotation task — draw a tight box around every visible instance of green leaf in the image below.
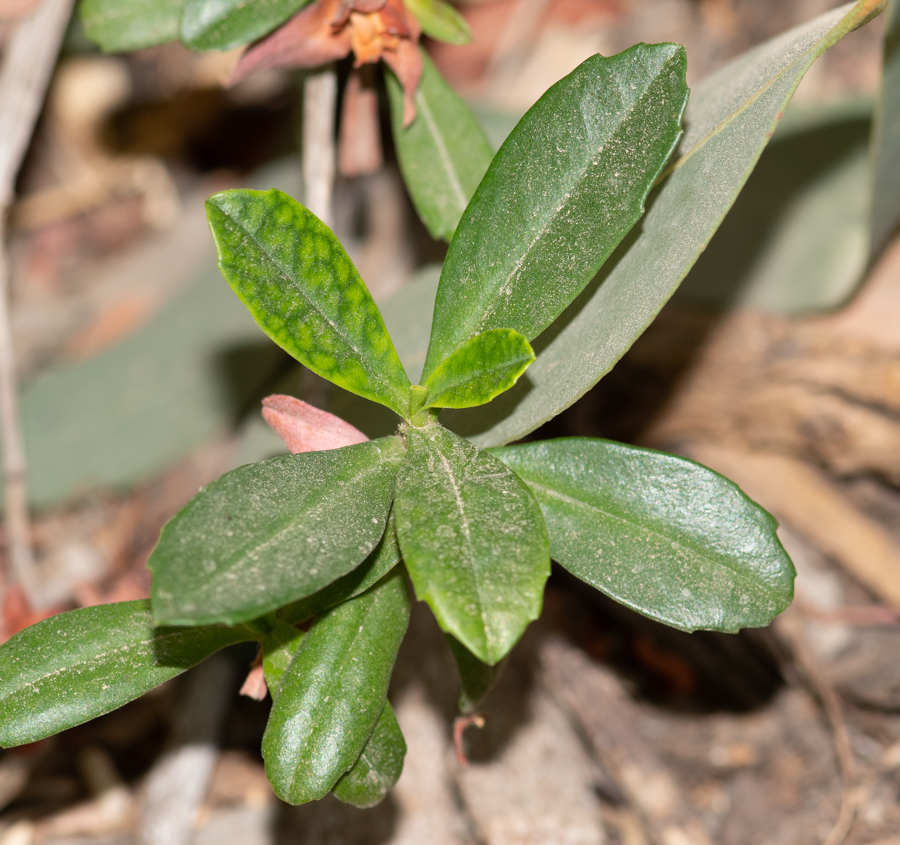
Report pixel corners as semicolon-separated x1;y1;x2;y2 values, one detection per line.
388;52;495;242
871;0;900;255
418;329;534;412
261;620;305;695
180;0;310;51
493;439;796;633
150;437;405;626
262;570;410;804
207;190;411;417
394;424;550;665
332;702;406;808
277;516;402;624
446;634;504;714
421;44;688;379
79;0;184;52
0;602;253;748
448;1;883;447
403;0;471;44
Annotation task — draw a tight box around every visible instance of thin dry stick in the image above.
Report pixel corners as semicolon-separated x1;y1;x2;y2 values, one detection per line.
0;0;75;608
302;64;338;228
776;611;858;845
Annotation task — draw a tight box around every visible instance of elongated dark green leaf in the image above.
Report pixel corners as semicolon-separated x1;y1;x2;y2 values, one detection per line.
79;0;184;51
493;439;795;633
262;570;410;804
262;620;305;694
421;44;688;379
150;437;405;626
419;329;534;411
403;0;471;43
207;190;411;417
448;1;883;447
278;517;401;624
446;634;505;714
332;702;406;808
871;0;900;255
180;0;310;50
0;602;253;748
388;52;495;242
394;424;549;665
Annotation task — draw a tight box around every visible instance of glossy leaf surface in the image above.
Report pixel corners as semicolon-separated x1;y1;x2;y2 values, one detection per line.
80;0;184;52
0;602;252;747
493;439;796;632
871;0;900;255
150;437;405;626
262;571;410;804
450;1;881;446
394;425;550;664
422;44;688;379
332;703;406;808
180;0;310;50
388;52;495;242
421;329;534;411
403;0;471;43
207;190;411;417
278;517;401;624
447;634;505;714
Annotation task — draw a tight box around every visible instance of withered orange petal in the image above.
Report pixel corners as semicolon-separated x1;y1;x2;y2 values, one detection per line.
382;37;422;127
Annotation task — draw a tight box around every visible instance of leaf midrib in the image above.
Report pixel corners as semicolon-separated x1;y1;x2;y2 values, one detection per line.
526;478;773;591
0;625;233;705
417;87;467;216
223;207;402;406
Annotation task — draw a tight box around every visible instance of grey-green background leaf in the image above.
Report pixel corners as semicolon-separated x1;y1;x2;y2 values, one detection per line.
262;571;409;804
871;0;900;255
0;601;252;747
446;1;877;447
422;43;688;379
150;437;404;626
494;439;795;633
80;0;184;52
388;52;495;242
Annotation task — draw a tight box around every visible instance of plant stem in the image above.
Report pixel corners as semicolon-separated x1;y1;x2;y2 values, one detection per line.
302;64;338;228
0;0;75;607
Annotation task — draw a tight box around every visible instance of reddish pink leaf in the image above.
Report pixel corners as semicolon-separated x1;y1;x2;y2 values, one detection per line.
262;394;369;453
239;665;269;701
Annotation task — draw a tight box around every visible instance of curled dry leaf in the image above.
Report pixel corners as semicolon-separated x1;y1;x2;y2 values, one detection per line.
262;394;369;453
230;0;423;125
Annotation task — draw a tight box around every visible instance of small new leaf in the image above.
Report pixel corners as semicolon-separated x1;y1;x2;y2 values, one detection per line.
207;190;411;417
493;439;796;632
180;0;311;51
262;571;410;804
150;437;405;626
0;602;253;747
394;424;550;665
420;329;534;411
332;703;406;808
